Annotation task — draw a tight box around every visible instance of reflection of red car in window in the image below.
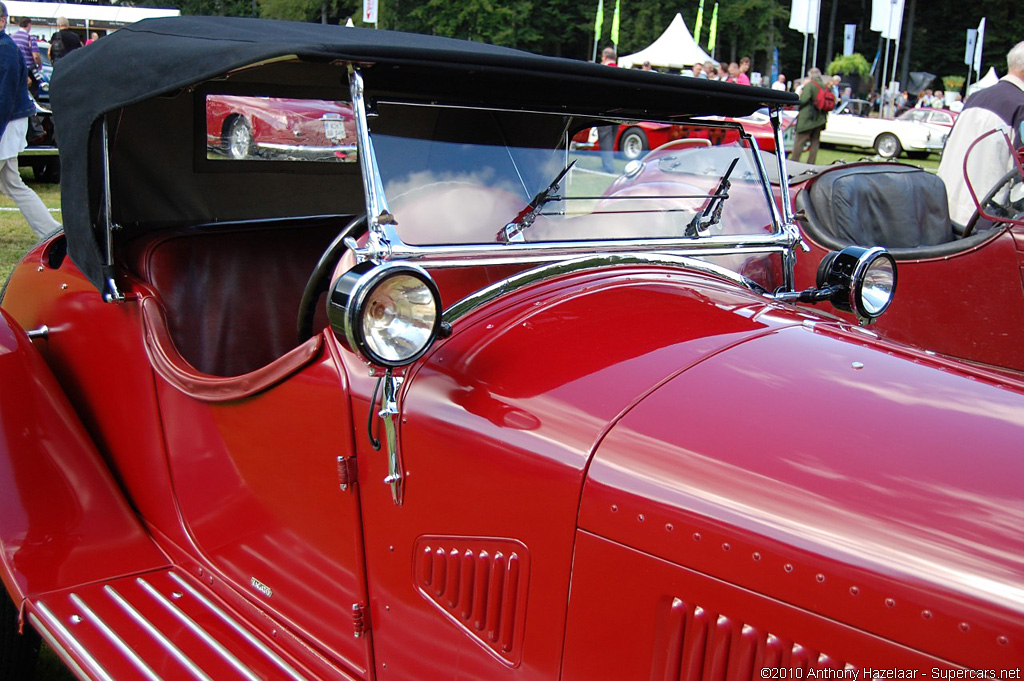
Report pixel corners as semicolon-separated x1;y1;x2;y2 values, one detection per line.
206;95;357;161
572;109;795;160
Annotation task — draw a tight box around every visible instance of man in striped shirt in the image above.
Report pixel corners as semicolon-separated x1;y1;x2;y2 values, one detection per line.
10;17;41;96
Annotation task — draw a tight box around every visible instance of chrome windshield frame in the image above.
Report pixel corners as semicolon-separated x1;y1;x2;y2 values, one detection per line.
345;78;801;287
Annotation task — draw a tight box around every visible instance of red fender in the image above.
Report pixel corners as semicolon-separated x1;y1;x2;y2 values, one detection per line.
0;308;167;604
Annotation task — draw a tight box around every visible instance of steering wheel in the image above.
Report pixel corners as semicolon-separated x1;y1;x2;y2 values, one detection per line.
962;168;1023;238
297;214;367;343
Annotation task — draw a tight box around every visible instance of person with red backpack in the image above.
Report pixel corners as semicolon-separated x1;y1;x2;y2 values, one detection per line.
791;67;832;164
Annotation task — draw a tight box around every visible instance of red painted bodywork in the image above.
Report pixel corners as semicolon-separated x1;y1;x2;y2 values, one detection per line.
4;232;1024;678
792;220;1024;373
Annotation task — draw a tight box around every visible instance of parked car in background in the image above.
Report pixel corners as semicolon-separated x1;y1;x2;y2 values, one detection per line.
572;107;795;160
820;98;949;159
2;16;1022;680
896;107;958;129
206;94;356;161
17;92;59;182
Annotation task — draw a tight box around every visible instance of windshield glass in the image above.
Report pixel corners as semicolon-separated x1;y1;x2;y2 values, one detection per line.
368;103;779;248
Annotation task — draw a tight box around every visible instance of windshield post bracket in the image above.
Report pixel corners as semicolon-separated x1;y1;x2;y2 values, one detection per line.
378;372;405;506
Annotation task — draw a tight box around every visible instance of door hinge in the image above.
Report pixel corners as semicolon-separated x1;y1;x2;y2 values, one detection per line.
352;603;370;638
337;455;357;491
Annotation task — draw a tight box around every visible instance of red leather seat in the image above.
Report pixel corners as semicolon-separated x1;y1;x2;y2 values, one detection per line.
128;219;343;377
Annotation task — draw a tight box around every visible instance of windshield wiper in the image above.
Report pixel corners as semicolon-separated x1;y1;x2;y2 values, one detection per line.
497;160;576;243
685;156;739;237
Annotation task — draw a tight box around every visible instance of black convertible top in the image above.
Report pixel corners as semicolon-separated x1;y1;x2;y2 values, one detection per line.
50;16;797;292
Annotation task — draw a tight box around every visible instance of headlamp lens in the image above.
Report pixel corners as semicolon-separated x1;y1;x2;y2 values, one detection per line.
361;273;439;364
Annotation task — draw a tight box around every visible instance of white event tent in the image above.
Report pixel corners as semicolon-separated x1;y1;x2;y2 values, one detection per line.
618;13;714;70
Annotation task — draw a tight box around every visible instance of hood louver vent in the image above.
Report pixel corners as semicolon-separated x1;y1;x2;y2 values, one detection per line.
413;536;530;666
655;597;853;680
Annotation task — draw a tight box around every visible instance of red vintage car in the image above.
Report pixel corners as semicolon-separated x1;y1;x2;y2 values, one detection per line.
206;94;356;161
2;16;1022;680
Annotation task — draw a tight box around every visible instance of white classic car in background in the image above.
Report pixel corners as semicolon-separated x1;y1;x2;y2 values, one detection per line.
819;99;950;159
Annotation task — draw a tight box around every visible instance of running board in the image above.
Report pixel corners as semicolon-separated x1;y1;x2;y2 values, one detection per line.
26;568;352;680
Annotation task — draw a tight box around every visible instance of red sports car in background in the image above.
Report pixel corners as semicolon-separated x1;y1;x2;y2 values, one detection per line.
206;94;356;161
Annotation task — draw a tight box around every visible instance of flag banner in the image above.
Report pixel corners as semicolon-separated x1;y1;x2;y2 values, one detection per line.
788;0;820;35
844;24;856;55
694;0;705;45
870;0;903;39
965;28;977;66
611;0;620;46
708;3;719;52
973;17;985;72
594;0;604;48
363;0;377;23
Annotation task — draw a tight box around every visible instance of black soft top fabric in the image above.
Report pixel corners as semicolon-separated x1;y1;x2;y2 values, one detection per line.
50;15;798;292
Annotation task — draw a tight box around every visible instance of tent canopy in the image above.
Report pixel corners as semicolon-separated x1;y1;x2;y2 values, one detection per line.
618;13;713;70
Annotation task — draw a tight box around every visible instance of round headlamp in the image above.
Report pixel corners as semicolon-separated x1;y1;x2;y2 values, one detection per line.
328;261;442;367
816;246;897;323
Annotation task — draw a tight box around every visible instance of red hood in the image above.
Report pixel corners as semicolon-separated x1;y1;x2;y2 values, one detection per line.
581;322;1024;667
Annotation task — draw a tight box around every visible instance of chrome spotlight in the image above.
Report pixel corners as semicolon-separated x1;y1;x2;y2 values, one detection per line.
816;246;897;323
328;261;442;367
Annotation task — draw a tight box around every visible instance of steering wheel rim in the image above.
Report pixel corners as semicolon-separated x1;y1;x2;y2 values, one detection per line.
962;168;1022;238
297;214;367;343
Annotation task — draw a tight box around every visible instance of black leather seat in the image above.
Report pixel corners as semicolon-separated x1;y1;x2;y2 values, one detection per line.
798;164;955;250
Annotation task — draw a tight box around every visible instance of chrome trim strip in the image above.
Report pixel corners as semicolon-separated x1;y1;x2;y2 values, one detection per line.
167;572;307;681
137;578;261;681
68;593;162;681
28;611;93;681
34;602;115;681
104;585;214;681
382;233;795;268
255;142;357;154
444;252;767;323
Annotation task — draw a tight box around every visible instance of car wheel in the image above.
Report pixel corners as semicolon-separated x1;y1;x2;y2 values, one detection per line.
225;118;254;160
1;590;41;678
874;133;902;159
619;127;649;160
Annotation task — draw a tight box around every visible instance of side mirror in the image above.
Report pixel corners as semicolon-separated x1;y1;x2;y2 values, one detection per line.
816;246;897;323
327;261;444;367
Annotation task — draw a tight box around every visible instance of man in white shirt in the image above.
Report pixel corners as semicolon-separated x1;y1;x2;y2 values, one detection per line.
937;41;1024;226
772;74;787;91
0;2;61;238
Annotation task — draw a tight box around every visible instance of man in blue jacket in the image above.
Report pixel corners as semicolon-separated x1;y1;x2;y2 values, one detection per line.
0;2;60;238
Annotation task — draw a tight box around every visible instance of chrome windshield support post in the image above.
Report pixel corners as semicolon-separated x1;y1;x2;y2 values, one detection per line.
349;66;399;264
770;108;807;291
378;372;405;506
101;116;124;303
